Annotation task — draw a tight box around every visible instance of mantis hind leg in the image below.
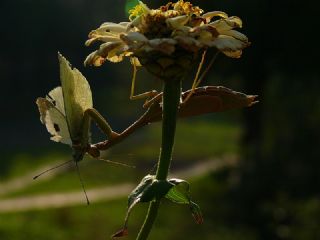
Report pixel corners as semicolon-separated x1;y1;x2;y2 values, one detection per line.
182;51;219;104
182;50;207;104
130;59;158;102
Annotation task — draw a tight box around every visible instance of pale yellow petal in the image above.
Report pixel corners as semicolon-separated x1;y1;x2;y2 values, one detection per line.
147;38;177;54
107;44;131;62
129;15;142;28
119;22;131;27
190;25;219;39
98;42;123;55
149;38;177;47
174;35;203;52
84;42;126;66
88;30;121;39
223;50;242;58
209;35;248;54
197;30;214;43
220;30;248;42
166;15;189;29
172;25;192;35
84;51;104;66
100;21;130;28
210;16;243;32
107;53;125;63
202;11;228;22
228;16;243;28
85;38;97;46
97;24;127;33
131;57;142;67
124;32;148;43
85;32;121;46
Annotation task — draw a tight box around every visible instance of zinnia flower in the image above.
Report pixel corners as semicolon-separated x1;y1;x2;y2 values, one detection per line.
85;0;250;80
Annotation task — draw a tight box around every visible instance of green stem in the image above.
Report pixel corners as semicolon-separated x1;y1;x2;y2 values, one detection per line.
136;78;182;240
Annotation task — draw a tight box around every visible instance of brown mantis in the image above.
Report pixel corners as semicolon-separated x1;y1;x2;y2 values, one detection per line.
36;53;257;204
92;85;258;152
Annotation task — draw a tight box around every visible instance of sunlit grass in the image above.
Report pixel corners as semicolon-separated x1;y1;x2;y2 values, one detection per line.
130;119;241;161
1;120;240;198
4;161;138;198
0;152;67;181
0;119;241;239
0;173;257;240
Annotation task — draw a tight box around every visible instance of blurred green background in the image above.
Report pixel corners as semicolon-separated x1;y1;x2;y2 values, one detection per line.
1;0;319;239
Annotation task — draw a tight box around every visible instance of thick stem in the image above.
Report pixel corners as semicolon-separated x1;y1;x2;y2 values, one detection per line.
135;200;160;240
155;79;181;180
136;79;182;240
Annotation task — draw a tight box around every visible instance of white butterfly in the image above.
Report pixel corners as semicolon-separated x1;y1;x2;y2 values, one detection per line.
36;53;94;161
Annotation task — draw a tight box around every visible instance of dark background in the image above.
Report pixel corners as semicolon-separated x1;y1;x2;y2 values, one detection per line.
1;0;319;239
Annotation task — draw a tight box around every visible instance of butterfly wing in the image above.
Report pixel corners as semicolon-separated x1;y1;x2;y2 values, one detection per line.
58;53;93;144
36;87;72;145
47;86;66;115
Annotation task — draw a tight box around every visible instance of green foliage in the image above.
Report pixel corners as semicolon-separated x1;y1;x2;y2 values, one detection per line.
0;173;259;240
130;120;241;161
166;178;203;224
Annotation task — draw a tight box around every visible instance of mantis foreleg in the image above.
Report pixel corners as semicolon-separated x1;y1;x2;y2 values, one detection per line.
84;108;119;140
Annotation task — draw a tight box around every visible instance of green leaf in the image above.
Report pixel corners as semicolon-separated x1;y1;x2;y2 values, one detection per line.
128;175;155;207
166;178;203;224
112;177;203;238
140;179;173;202
112;175;174;238
166;178;190;204
128;175;173;205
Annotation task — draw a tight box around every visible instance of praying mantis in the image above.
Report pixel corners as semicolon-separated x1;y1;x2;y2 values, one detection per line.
37;52;257;167
36;52;257;203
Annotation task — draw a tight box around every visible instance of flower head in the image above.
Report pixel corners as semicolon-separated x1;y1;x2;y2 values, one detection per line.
85;0;250;79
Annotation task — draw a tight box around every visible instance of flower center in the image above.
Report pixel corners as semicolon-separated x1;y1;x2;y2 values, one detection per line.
142;14;173;39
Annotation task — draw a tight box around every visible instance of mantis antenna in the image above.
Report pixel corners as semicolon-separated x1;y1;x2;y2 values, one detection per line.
33;160;73;180
33;159;90;205
93;156;135;168
75;161;90;205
